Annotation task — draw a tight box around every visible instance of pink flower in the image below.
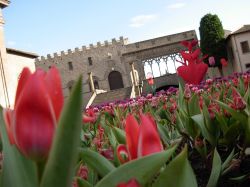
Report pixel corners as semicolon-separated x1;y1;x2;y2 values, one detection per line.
208;56;216;66
117;114;163;163
3;67;64;160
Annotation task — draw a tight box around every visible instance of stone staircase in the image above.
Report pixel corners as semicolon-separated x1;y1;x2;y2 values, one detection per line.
91;87;132;106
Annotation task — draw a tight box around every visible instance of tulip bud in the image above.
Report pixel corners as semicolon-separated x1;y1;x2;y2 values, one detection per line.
220;58;228;67
208;56;215;66
4;67;64;161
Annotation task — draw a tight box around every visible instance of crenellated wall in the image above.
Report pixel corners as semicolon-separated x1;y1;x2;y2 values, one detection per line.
35;30;198;107
35;37;131;106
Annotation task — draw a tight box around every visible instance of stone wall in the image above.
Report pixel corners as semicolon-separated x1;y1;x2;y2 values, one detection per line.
35;30;197;107
35;37;131;107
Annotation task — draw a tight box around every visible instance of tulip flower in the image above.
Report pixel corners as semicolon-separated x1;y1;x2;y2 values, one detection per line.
147;77;154;86
117;114;163;163
117;179;141;187
208;56;216;66
220;58;228;67
146;72;154;86
3;67;63;161
177;40;208;85
82;108;97;123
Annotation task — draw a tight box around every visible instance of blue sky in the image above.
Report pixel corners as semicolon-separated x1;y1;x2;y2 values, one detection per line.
3;0;250;56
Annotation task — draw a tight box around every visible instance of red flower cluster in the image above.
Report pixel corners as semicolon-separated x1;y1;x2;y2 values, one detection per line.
3;67;63;160
177;40;208;85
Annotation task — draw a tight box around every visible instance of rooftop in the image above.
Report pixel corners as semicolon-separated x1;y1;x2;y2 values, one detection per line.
0;0;10;8
231;25;250;35
6;48;39;58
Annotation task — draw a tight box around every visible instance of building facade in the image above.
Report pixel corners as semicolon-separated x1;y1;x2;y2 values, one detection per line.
226;25;250;72
35;30;197;107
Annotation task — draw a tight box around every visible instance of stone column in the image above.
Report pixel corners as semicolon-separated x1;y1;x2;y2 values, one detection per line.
88;72;95;93
129;62;141;96
0;1;10;108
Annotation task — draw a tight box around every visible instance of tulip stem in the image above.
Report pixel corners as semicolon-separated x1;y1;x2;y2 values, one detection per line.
37;161;46;183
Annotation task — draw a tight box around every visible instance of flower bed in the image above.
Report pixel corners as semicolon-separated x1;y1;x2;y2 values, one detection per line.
1;41;250;187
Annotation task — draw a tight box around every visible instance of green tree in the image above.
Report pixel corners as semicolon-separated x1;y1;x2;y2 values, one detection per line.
199;13;227;74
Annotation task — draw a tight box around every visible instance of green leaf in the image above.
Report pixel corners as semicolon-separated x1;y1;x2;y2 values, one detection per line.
215;100;247;124
157;122;170;145
77;178;93;187
222;122;242;145
95;146;177;187
207;149;222;187
79;148;115;178
178;82;185;109
0;107;38;187
229;172;250;182
222;149;235;171
112;127;126;144
188;94;200;116
192;114;216;146
153;145;197;187
40;77;83;187
215;113;228;135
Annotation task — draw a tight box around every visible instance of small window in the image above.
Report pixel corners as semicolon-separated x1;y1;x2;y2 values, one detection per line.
68;62;73;70
68;85;72;91
94;80;99;89
88;57;93;66
246;63;250;69
240;41;250;54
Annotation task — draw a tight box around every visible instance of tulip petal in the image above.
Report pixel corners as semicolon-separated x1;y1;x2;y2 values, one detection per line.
117;144;129;164
137;114;163;157
14;73;55;160
44;66;64;121
117;179;141;187
15;68;31;107
125;114;140;160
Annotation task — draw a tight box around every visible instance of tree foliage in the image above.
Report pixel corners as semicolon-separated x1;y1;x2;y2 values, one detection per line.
199;13;227;67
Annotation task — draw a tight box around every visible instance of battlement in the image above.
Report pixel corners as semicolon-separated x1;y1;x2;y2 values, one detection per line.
35;36;128;63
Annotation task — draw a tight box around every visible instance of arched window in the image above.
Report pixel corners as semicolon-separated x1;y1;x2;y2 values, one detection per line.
108;71;124;90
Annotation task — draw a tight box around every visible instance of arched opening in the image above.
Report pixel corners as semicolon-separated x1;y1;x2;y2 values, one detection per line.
108;71;124;90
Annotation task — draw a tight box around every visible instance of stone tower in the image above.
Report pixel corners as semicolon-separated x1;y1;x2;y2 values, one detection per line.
0;0;10;108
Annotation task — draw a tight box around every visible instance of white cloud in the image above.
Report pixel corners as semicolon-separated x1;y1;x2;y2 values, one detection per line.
7;41;16;46
129;14;157;28
167;2;186;9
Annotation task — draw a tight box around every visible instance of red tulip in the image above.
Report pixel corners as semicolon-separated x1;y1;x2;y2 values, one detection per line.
147;77;154;85
146;72;154;85
82;108;97;123
177;40;208;85
117;114;163;163
220;58;228;67
117;179;141;187
3;67;63;160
